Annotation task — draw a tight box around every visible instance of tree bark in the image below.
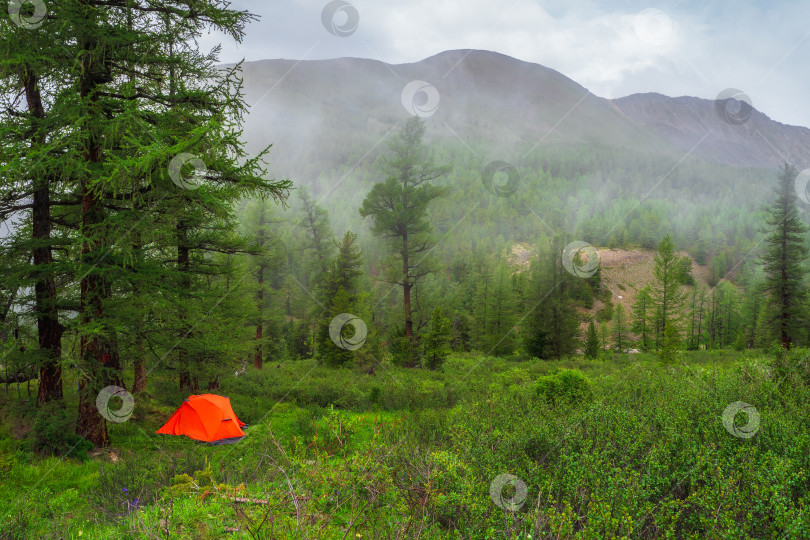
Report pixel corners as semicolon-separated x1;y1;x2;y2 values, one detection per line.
76;10;115;447
177;221;197;391
21;65;64;404
77;172;109;447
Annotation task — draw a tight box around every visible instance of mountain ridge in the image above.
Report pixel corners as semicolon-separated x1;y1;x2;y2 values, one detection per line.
234;49;810;178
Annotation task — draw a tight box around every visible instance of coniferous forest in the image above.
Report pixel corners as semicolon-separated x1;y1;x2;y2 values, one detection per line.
3;1;810;538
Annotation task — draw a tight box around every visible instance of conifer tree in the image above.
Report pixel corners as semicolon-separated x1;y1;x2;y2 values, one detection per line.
612;303;628;353
359;117;450;356
1;1;290;445
317;231;367;367
423;306;452;370
584;320;600;359
298;188;336;284
631;286;653;351
523;237;580;359
761;164;809;348
650;235;688;348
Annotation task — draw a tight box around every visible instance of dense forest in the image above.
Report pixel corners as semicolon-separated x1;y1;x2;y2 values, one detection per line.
3;1;810;538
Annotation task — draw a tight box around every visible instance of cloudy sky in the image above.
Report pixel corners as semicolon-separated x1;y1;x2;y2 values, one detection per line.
198;0;810;128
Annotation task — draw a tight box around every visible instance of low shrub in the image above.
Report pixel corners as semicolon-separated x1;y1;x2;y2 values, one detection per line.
31;402;93;461
534;368;593;406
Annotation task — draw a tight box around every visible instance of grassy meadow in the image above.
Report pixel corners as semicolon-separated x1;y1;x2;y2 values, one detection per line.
2;349;809;539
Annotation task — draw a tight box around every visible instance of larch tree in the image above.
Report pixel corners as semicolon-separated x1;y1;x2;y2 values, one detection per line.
317;231;366;367
359;117;450;361
0;6;72;404
631;286;653;351
584;320;600;359
252;200;287;368
761;164;809;349
612;303;628;353
3;1;290;446
650;235;688;348
298;188;336;284
422;306;452;370
523;236;580;360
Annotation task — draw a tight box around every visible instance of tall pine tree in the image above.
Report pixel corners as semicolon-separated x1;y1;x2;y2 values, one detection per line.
359;117;450;362
761;164;809;348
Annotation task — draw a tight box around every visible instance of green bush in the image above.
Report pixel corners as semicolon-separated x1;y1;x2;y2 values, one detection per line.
535;368;593;406
389;327;419;368
32;402;93;461
773;345;810;386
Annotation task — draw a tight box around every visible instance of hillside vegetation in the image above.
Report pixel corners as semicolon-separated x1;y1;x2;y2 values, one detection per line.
2;3;810;539
4;350;810;538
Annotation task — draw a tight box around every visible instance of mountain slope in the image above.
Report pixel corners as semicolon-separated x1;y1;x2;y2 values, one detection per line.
236;49;810;178
612;93;810;169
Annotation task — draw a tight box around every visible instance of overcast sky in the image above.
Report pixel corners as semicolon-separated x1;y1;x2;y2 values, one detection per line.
197;0;810;128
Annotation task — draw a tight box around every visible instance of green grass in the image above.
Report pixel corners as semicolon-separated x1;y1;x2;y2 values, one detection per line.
2;350;810;538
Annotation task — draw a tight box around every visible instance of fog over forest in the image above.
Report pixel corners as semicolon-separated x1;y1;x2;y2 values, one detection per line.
3;1;810;538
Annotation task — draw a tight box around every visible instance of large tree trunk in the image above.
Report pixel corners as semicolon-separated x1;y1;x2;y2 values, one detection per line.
22;65;64;404
76;14;115;447
33;182;63;403
76;175;110;447
177;221;197;391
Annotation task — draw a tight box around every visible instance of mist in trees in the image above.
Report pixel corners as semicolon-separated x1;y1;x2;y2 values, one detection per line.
2;2;810;454
0;1;290;445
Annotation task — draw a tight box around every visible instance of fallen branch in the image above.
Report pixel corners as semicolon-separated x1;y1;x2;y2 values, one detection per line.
228;496;269;505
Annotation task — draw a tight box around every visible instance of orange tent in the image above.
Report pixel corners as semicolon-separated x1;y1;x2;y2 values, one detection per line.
156;394;246;443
